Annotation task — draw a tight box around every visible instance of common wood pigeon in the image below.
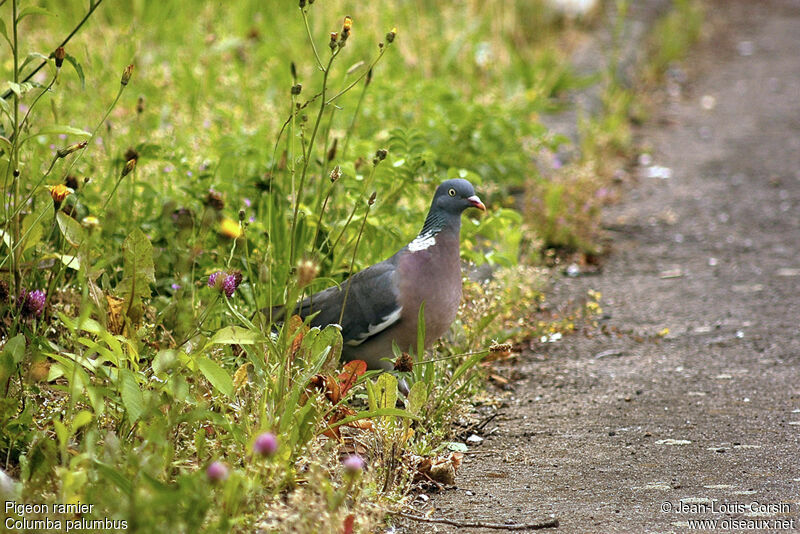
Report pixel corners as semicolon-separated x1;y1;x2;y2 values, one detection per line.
284;178;485;370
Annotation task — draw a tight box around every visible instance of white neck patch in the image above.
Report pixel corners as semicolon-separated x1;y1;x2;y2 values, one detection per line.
408;231;437;252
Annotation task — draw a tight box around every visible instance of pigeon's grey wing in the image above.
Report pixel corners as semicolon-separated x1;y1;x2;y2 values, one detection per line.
298;260;403;346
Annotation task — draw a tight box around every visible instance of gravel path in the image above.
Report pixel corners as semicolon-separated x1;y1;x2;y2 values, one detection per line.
400;1;800;532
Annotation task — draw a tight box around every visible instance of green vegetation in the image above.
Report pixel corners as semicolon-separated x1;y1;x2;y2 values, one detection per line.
0;0;701;531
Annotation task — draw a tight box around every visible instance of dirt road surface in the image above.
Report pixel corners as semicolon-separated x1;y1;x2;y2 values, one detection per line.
399;1;800;532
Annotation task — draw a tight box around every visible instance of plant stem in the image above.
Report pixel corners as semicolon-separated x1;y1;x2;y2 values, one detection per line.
301;8;324;71
289;49;338;264
9;0;21;295
340;74;370;161
339;194;374;325
325;46;387;106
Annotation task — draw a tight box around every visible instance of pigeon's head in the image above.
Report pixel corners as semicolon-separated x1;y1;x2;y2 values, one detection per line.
432;179;486;215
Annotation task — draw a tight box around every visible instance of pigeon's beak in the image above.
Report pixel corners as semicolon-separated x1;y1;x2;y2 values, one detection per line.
467;195;486;211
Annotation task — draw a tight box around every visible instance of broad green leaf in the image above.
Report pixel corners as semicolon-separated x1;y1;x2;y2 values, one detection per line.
20;52;51;73
374;373;397;411
71;410;93;432
21;194;54;253
196;356;234;398
2;334;26;365
152;349;178;376
298;324;343;368
56;253;80;270
0;17;10;48
0;334;25;384
56;211;84;247
117;228;155;301
65;54;86;89
93;460;133;497
407;381;428;415
209;326;261;345
53;420;68;449
118;369;144;422
0;230;10;249
5;82;23;97
17;6;55;21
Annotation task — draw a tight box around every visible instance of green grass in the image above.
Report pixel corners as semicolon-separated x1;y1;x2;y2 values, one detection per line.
0;0;684;531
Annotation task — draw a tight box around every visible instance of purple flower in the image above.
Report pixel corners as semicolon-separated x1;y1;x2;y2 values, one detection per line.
342;454;365;473
222;275;237;297
171;283;182;291
253;432;278;457
206;461;229;482
243;198;252;208
19;289;46;318
207;271;225;290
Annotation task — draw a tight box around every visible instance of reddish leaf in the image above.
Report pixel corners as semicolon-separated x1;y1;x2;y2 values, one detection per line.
338;360;367;396
342;514;355;534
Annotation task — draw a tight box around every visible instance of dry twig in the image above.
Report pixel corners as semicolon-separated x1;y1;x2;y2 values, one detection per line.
394;511;559;531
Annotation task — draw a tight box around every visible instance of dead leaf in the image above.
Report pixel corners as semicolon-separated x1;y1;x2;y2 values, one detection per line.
106;295;125;335
232;362;252;390
342;514;355;534
338;360;367;396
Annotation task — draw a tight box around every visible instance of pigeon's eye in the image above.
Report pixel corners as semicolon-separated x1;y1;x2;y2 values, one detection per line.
448;188;456;197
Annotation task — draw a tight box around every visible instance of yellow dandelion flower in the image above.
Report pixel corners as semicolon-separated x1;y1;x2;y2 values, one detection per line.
219;218;242;239
48;184;72;203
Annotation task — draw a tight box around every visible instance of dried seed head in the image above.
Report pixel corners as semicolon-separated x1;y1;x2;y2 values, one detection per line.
172;207;194;229
136;95;145;114
205;189;225;210
121;64;134;86
56;141;88;159
296;259;319;288
64;175;79;190
386;27;397;43
373;148;388;165
238;208;246;221
329;165;341;183
298;0;306;7
121;158;136;178
327;138;338;161
394;352;414;372
124;147;140;163
368;191;376;205
54;47;66;68
0;280;8;303
291;83;302;96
